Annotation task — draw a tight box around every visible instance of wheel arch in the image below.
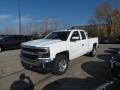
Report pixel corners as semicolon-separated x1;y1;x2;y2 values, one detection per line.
93;43;97;49
55;51;69;60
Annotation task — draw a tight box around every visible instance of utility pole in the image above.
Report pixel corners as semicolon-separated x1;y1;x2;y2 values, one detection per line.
18;0;22;35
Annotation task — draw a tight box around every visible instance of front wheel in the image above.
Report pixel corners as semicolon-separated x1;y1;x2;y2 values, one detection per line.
52;54;69;75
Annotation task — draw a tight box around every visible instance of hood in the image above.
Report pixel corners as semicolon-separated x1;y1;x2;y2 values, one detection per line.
22;39;62;47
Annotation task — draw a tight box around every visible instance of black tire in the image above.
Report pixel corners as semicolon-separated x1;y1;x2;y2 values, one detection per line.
52;54;69;75
0;47;2;52
89;47;97;57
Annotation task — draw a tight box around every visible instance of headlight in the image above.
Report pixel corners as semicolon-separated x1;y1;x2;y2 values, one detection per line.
38;47;49;54
38;47;50;58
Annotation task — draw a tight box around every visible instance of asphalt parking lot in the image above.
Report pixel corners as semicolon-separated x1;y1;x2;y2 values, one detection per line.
0;44;120;90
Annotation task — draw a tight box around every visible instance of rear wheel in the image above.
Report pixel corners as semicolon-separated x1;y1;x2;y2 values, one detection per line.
89;47;96;57
52;54;69;75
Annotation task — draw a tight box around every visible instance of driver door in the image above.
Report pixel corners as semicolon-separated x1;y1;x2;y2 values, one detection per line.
69;31;82;60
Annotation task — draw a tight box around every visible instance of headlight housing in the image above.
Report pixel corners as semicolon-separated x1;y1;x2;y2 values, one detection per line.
38;47;50;58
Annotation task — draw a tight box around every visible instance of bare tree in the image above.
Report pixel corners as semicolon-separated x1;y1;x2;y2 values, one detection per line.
89;1;120;43
112;8;120;36
2;26;17;35
95;2;113;24
62;20;72;30
88;2;114;37
49;18;59;31
39;18;60;36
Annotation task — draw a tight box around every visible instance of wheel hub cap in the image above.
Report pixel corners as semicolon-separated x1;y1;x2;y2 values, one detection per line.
58;59;67;72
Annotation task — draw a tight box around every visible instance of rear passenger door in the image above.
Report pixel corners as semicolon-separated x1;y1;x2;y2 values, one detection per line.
79;31;88;54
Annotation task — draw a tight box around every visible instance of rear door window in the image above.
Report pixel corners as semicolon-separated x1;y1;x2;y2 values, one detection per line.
80;31;86;40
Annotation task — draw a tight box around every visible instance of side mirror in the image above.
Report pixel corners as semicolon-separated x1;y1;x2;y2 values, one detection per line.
71;36;80;42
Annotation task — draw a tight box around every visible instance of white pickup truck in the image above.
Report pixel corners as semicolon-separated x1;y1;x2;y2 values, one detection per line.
20;29;99;75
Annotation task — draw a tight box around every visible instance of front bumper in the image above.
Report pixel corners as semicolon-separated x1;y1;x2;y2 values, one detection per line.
20;55;54;70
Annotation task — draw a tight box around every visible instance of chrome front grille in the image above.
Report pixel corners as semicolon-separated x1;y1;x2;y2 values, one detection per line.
21;47;39;59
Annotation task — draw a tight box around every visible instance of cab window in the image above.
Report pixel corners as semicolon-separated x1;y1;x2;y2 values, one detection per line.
70;31;80;41
80;31;86;40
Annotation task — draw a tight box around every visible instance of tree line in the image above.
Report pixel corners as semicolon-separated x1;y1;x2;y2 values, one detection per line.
88;2;120;43
0;17;71;37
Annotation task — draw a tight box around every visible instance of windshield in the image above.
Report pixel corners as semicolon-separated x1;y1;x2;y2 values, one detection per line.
45;31;70;41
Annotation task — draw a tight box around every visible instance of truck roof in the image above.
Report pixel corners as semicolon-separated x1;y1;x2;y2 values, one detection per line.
53;29;85;32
